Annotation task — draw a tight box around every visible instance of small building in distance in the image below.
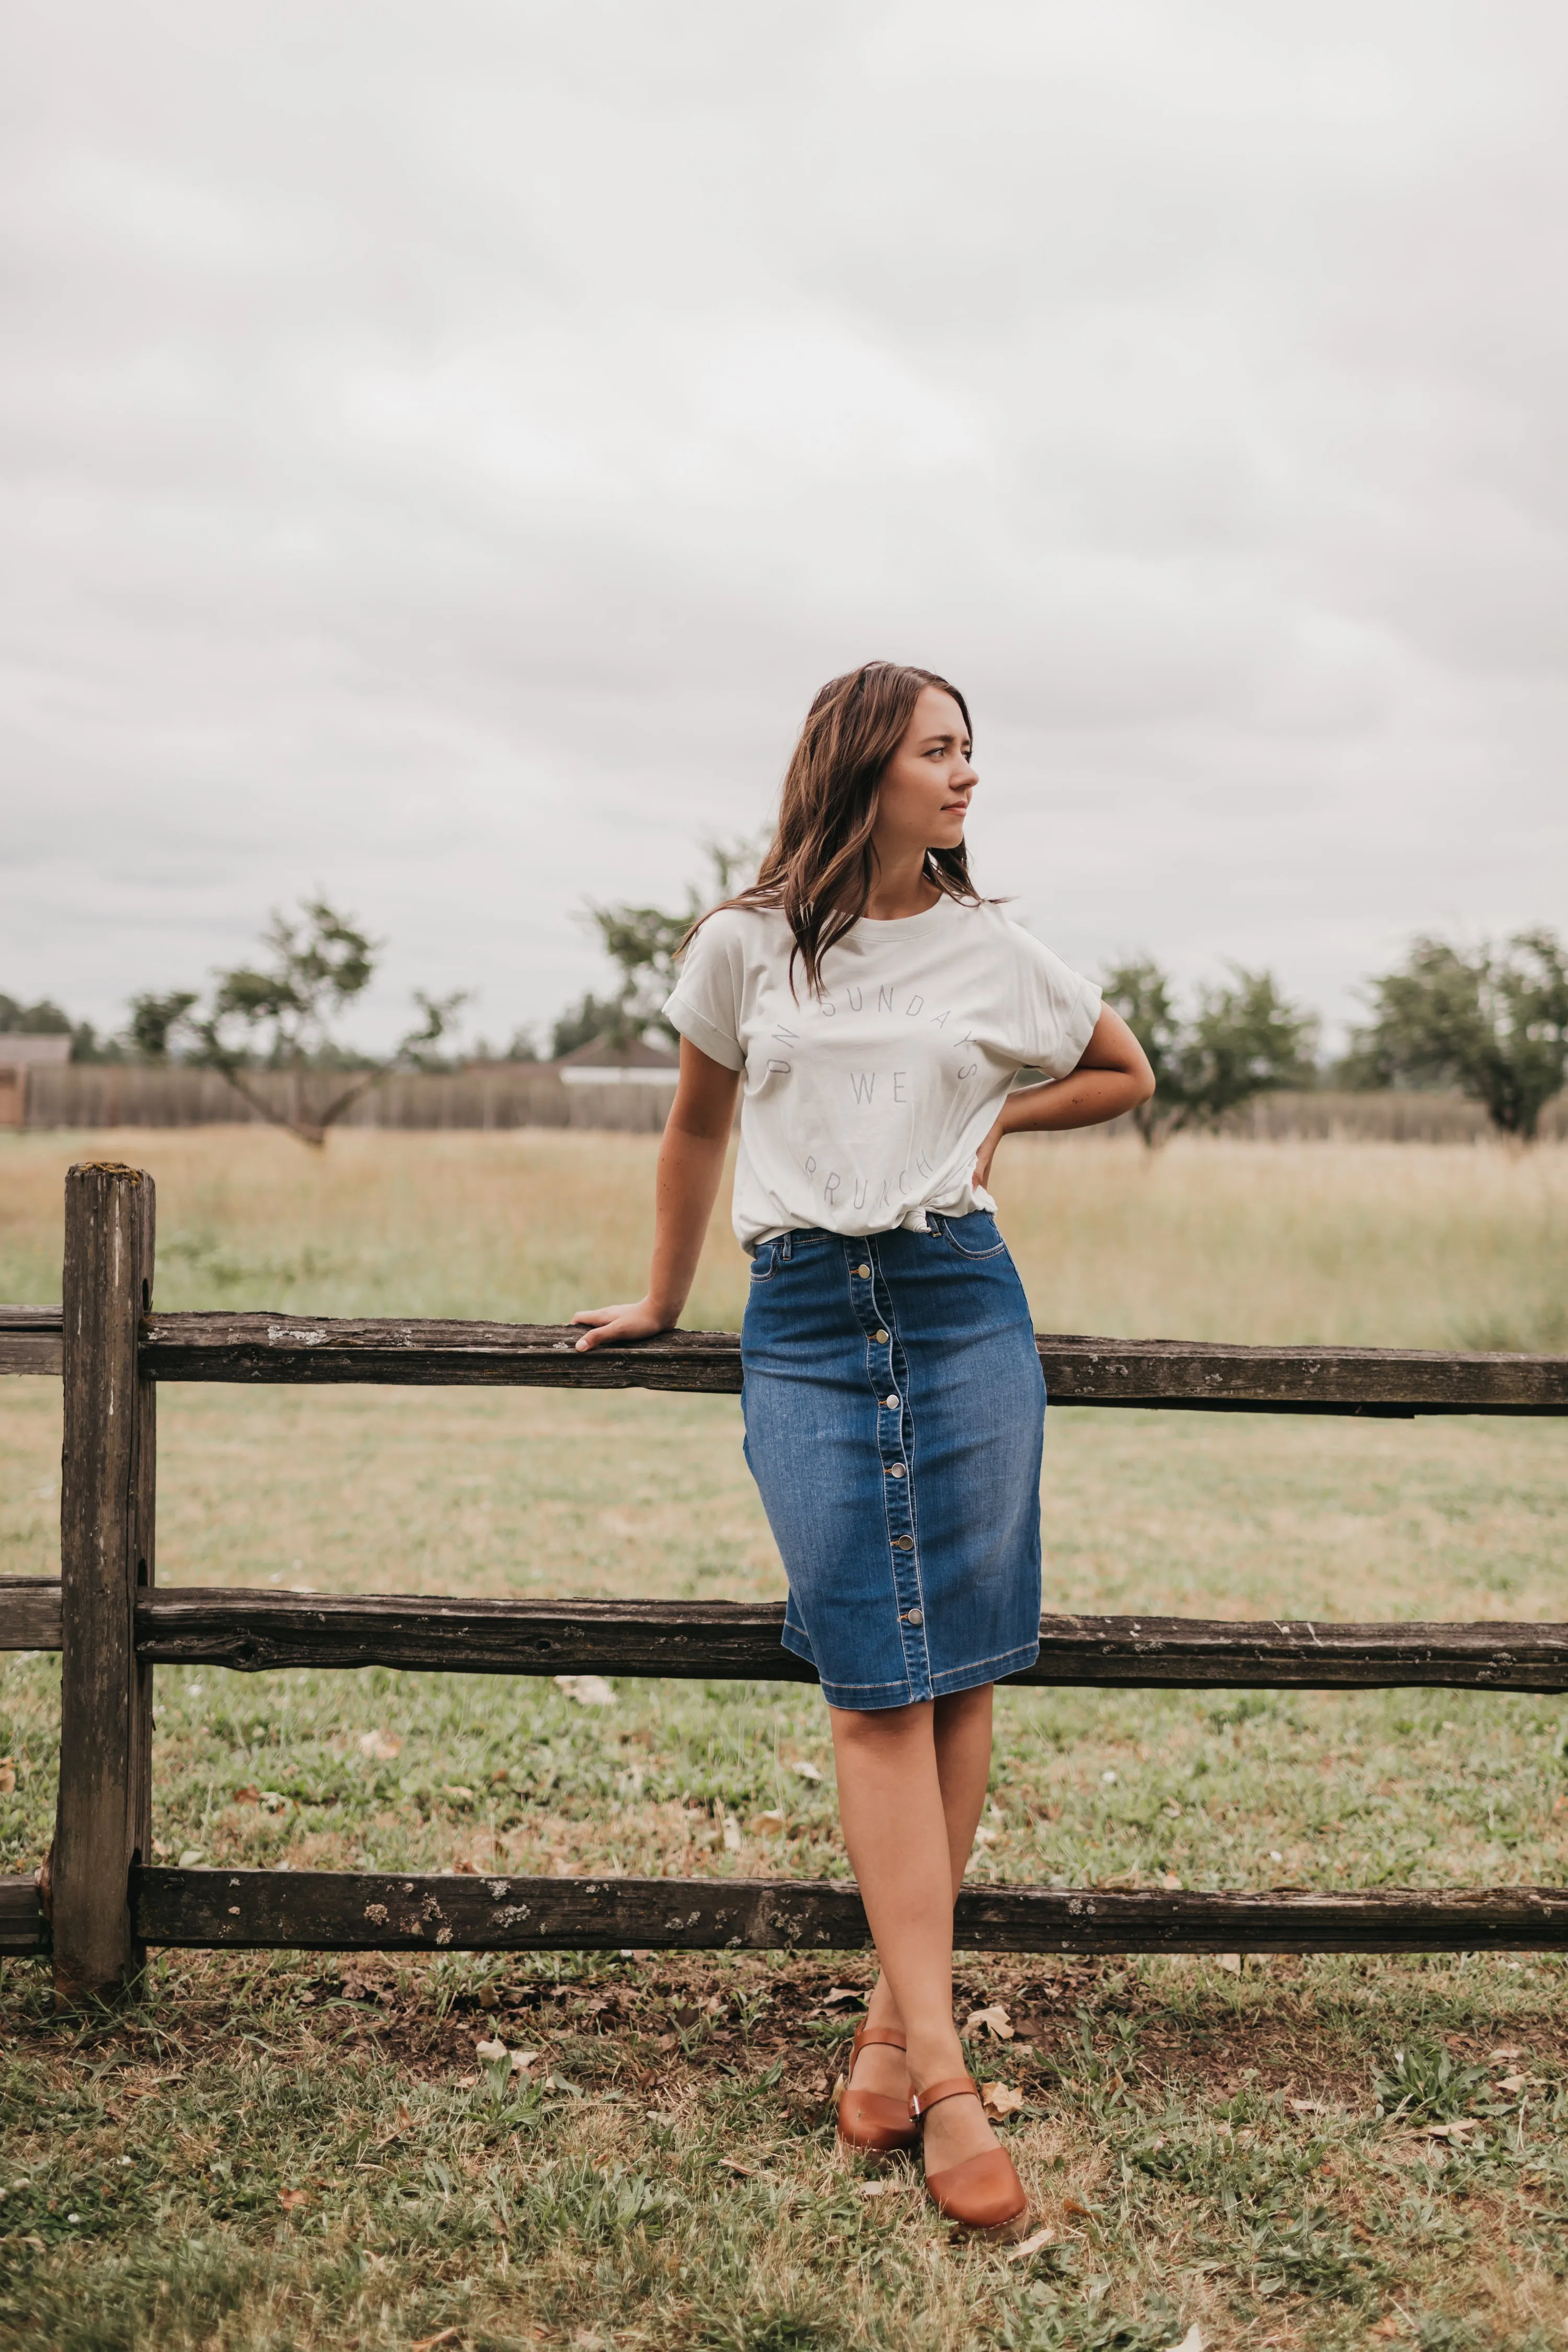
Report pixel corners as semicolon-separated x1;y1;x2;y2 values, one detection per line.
554;1038;680;1088
0;1033;72;1127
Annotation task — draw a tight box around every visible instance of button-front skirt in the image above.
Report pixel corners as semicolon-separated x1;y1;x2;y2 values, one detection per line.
740;1213;1045;1711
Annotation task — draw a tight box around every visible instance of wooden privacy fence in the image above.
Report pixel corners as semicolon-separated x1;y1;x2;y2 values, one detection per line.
4;1161;1568;2003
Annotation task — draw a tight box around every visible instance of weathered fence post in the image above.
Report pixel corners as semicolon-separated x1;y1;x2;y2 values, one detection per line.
51;1163;156;2003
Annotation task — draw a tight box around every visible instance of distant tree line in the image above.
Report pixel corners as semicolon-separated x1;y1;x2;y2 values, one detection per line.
6;875;1567;1146
551;855;1568;1145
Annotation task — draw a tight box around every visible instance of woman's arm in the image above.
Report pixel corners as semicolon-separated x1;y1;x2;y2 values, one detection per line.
571;1038;741;1351
972;1006;1154;1191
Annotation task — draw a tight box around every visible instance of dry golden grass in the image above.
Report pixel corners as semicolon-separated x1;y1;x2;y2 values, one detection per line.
4;1122;1568;1346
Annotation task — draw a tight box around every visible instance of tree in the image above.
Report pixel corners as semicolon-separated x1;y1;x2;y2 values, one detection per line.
1103;958;1319;1146
0;991;116;1063
1098;958;1181;1147
551;991;635;1060
159;896;470;1146
551;837;764;1059
1346;930;1568;1140
127;991;199;1061
0;993;71;1034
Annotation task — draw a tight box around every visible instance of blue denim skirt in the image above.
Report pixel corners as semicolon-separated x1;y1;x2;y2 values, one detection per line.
740;1212;1045;1711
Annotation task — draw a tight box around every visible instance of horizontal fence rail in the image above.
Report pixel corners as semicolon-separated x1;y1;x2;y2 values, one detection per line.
7;1584;1568;1693
4;1160;1568;2000
5;1305;1568;1412
5;1871;1568;1961
1;1304;63;1377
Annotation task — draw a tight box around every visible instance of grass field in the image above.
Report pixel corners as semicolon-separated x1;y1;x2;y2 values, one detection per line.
3;1127;1568;2351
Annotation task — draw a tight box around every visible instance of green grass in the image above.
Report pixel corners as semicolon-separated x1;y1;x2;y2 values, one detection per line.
2;1127;1568;2346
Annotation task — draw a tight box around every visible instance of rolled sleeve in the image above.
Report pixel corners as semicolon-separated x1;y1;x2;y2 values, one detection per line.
664;991;746;1071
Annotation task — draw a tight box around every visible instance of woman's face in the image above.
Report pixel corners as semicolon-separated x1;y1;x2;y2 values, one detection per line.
873;685;976;858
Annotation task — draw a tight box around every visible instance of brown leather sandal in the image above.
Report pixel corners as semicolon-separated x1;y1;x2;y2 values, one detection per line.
836;2025;919;2154
909;2075;1030;2238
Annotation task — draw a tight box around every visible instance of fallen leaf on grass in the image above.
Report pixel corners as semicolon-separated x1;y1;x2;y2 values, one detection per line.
790;1760;823;1782
0;1765;16;1795
823;1985;867;2007
721;2159;765;2177
553;1674;616;1707
965;2004;1014;2041
1422;2119;1481;2141
1489;2045;1525;2061
475;2037;508;2062
1158;1871;1183;1890
982;2083;1025;2118
1289;2097;1333;2114
411;2332;462;2351
1005;2225;1054;2263
358;1730;401;1762
177;1848;203;1868
748;1811;787;1834
443;1785;476;1802
1496;2072;1532;2095
1156;2330;1203;2352
1062;2195;1096;2220
1214;1953;1242;1975
858;2178;914;2197
278;2188;308;2210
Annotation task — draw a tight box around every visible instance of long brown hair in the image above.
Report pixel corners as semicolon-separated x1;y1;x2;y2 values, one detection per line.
691;661;984;994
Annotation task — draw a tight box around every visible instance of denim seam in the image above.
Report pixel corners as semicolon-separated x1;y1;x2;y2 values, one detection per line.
842;1239;911;1644
937;1210;1009;1260
929;1637;1042;1681
814;1671;919;1692
869;1235;933;1688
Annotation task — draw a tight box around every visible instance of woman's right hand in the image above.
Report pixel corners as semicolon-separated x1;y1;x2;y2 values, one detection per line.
570;1298;674;1353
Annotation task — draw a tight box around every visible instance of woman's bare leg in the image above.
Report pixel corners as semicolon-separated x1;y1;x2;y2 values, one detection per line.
831;1686;1001;2172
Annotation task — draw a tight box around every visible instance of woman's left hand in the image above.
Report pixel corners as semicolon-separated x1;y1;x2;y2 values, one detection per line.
971;1116;1006;1193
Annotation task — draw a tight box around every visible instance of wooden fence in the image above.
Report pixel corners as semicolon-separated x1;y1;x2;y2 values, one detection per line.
16;1064;675;1134
19;1066;1568;1141
4;1163;1568;2002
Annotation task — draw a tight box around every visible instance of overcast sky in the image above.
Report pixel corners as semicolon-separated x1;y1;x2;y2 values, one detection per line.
4;1;1565;1052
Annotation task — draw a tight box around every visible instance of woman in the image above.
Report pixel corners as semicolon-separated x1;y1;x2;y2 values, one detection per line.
573;662;1154;2236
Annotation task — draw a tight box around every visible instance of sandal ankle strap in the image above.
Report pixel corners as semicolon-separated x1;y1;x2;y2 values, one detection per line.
909;2074;979;2121
850;2025;908;2057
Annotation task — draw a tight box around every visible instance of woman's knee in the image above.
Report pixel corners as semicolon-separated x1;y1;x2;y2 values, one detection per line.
933;1682;993;1731
829;1698;935;1754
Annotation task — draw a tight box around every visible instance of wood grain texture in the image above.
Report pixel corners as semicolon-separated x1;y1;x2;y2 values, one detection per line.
136;1312;1568;1413
0;1876;45;1955
52;1165;156;2002
132;1866;1568;1955
0;1579;63;1650
133;1589;1568;1693
0;1304;63;1377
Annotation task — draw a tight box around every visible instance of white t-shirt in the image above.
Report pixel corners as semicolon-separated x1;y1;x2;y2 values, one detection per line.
663;894;1101;1249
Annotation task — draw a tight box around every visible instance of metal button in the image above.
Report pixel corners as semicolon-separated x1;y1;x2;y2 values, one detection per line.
884;1394;898;1409
885;1463;905;1478
855;1262;871;1277
893;1535;914;1551
874;1328;889;1343
903;1607;924;1626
